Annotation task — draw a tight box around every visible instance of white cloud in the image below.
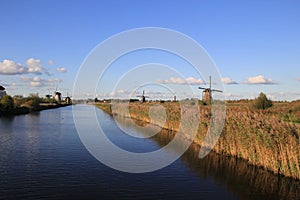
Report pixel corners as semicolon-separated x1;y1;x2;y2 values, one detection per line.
222;77;237;84
26;58;49;75
0;60;27;75
48;59;54;65
244;75;275;84
21;75;61;87
159;77;185;84
30;81;45;87
0;58;49;75
56;67;67;73
47;78;62;83
186;77;205;85
156;77;205;85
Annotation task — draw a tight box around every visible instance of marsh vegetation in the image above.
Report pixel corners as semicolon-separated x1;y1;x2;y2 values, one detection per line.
96;98;300;180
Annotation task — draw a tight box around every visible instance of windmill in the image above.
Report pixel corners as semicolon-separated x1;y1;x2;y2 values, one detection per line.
54;85;62;103
198;76;222;103
65;92;72;104
136;90;149;103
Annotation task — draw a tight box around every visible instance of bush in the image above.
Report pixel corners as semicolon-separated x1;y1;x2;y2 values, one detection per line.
24;97;41;110
253;92;273;110
0;95;14;113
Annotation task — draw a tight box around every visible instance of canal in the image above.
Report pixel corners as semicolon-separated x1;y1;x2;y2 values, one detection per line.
0;105;298;199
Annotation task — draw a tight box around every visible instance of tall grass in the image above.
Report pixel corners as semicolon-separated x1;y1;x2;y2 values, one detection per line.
95;100;300;180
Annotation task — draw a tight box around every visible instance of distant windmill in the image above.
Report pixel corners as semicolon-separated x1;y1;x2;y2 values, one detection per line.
198;76;222;103
54;85;62;103
136;90;149;103
65;92;72;104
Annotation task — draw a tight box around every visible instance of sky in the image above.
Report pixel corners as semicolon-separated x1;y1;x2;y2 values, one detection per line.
0;0;300;101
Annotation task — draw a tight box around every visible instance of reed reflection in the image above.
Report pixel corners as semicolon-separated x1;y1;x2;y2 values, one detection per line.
115;116;299;200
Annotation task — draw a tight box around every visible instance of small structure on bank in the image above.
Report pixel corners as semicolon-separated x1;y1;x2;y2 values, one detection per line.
198;76;222;103
54;91;62;103
0;86;6;99
136;90;149;103
65;96;72;104
45;94;52;99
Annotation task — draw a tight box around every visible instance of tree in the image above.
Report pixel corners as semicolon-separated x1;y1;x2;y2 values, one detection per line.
0;95;14;113
253;92;273;110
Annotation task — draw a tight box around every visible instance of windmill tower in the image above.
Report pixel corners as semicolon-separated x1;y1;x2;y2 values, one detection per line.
64;92;72;104
54;85;62;103
198;76;222;103
136;90;149;103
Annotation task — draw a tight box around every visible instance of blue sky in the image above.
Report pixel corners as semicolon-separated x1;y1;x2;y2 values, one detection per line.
0;0;300;100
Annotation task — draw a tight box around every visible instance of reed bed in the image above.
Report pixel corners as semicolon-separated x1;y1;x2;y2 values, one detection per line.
95;100;300;180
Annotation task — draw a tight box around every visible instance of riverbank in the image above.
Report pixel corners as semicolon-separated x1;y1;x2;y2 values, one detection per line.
0;103;72;116
95;101;300;180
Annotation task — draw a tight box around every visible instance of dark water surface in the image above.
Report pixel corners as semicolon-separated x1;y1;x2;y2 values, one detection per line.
0;105;299;199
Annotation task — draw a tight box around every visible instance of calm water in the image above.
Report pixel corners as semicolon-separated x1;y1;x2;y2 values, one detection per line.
0;105;299;199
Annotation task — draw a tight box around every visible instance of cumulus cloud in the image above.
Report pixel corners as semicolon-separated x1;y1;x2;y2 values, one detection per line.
221;77;237;84
26;58;49;75
157;77;185;84
0;60;27;75
156;77;205;85
244;75;275;84
0;58;49;75
21;75;61;87
30;81;44;87
56;67;67;73
186;77;205;85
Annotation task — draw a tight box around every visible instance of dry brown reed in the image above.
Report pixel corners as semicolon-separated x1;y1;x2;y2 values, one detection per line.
95;100;300;180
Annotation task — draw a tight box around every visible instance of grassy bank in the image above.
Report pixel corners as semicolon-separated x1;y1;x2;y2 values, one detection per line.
95;100;300;180
0;94;72;117
0;103;71;116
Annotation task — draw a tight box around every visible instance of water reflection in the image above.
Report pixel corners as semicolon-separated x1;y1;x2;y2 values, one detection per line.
1;105;299;199
115;116;300;200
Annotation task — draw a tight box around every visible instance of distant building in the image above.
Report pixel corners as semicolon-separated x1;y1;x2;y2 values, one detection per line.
65;96;72;104
54;92;62;103
0;86;6;99
45;94;52;99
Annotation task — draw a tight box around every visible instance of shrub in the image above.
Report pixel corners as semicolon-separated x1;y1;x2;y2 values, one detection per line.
21;94;41;110
0;95;14;113
253;92;273;110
